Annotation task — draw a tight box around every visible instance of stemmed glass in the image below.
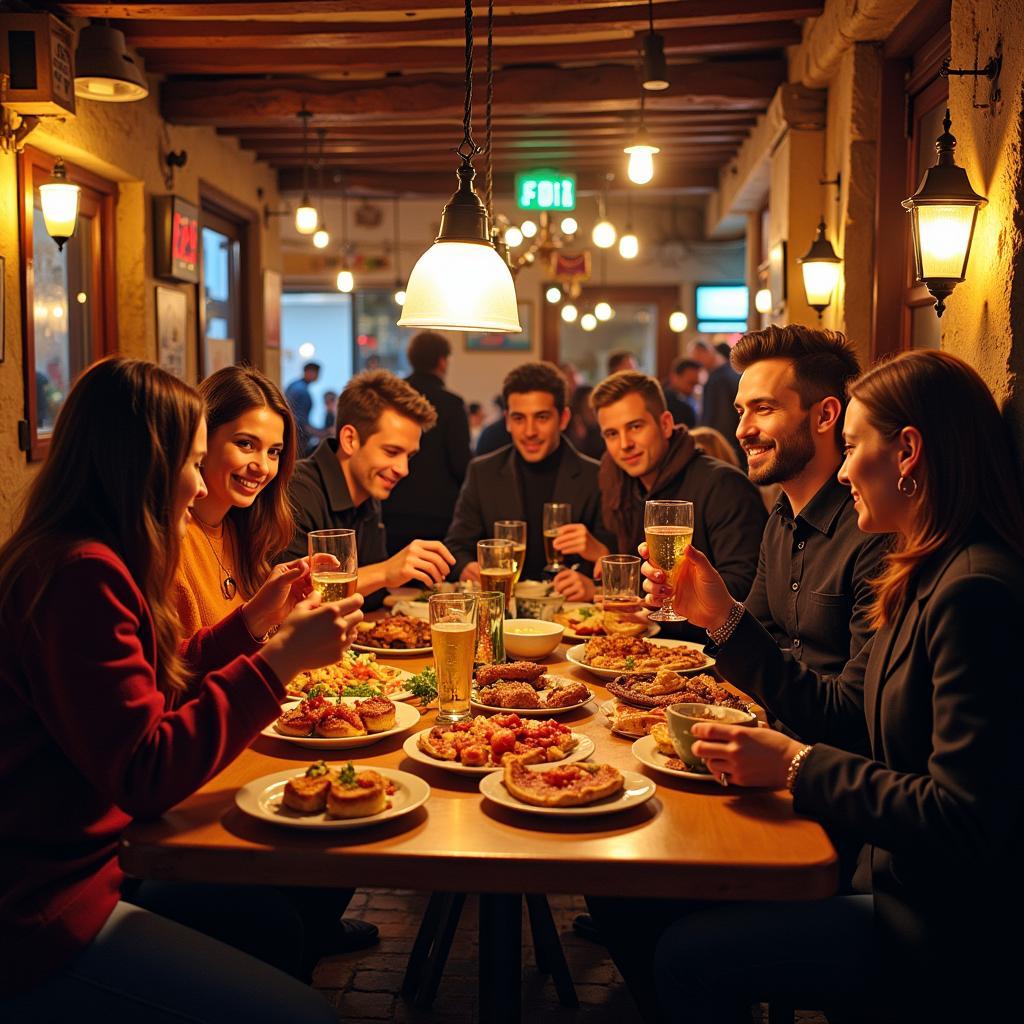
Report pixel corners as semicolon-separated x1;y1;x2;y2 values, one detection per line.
643;500;694;622
542;502;571;573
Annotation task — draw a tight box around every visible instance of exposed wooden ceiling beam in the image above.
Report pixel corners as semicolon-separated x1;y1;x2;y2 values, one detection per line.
117;2;822;48
138;23;802;74
162;61;783;125
263;149;740;167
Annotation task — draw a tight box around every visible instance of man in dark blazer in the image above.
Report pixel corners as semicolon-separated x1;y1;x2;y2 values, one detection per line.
383;332;471;555
444;362;613;601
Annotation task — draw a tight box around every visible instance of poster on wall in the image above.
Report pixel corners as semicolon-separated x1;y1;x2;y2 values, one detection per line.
155;285;187;379
464;302;533;352
264;269;281;349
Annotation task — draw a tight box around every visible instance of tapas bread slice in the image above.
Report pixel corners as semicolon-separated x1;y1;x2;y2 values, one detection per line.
316;705;367;738
355;695;397;732
275;695;332;736
327;764;387;818
503;757;624;807
650;722;677;756
282;761;333;812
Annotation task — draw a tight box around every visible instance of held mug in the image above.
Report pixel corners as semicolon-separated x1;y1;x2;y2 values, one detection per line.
665;702;757;771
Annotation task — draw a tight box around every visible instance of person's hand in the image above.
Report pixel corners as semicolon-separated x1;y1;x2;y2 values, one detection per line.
460;561;482;585
242;558;311;639
690;722;805;788
639;542;734;630
384;540;456;588
552;568;595;602
260;593;364;683
552;524;609;564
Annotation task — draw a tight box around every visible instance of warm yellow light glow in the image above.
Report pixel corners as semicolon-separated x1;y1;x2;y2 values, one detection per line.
520;219;538;238
299;342;316;359
754;288;772;314
580;313;597;332
398;241;521;333
914;204;976;279
801;261;841;310
545;286;562;304
76;291;88;304
40;177;81;247
52;305;65;319
561;303;578;323
312;228;330;249
560;216;578;235
295;204;319;235
336;269;355;293
618;232;639;259
393;288;407;306
669;310;688;333
594;301;613;322
504;226;524;248
592;219;617;249
625;146;658;185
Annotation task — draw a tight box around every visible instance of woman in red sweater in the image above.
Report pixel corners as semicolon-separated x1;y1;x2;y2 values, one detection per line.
0;358;360;1022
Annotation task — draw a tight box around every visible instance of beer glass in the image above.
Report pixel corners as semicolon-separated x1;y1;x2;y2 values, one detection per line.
644;500;694;622
308;529;358;601
494;520;527;586
542;502;571;572
477;538;515;614
429;593;478;724
474;591;506;668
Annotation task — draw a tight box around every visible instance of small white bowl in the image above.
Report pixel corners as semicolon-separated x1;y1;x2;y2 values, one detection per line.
502;618;565;659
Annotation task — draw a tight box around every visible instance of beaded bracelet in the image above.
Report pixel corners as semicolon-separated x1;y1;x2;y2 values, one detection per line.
786;744;814;792
705;601;745;648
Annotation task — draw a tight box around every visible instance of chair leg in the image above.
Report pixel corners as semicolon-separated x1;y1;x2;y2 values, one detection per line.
414;892;466;1009
525;893;579;1009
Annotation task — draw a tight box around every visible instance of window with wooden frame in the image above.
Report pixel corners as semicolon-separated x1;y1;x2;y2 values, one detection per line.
17;146;118;461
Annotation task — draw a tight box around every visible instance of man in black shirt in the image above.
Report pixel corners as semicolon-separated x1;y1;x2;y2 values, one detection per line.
693;340;744;463
282;371;455;607
444;362;612;600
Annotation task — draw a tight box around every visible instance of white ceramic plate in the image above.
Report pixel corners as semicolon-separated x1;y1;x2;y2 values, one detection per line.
597;698;667;739
402;729;595;776
564;639;715;680
631;734;717;783
471;686;594;717
556;602;660;643
382;587;424;608
479;765;656;816
284;666;415;703
235;765;430;829
351;642;432;657
263;697;421;749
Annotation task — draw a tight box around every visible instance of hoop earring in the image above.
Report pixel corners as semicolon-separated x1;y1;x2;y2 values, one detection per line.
897;475;918;498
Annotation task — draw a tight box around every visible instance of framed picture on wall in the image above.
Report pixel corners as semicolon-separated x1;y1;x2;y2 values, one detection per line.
156;285;187;380
464;301;533;352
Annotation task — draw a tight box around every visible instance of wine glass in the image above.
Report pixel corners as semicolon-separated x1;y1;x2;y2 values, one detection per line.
643;501;694;623
307;529;358;601
542;502;571;572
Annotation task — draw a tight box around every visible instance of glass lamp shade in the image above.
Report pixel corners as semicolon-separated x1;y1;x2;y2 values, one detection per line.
592;219;617;249
625;129;659;185
504;226;524;248
560;216;578;235
754;288;773;314
561;303;578;323
798;219;842;315
312;228;330;249
594;301;614;321
669;310;688;333
642;32;670;91
295;202;319;235
336;269;355;293
618;232;639;259
580;313;598;332
74;25;149;102
545;286;562;304
39;159;81;251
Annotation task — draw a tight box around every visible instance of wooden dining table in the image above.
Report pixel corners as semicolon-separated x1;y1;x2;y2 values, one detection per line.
121;627;837;1021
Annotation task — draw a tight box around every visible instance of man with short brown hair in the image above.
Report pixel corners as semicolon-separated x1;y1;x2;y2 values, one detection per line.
283;370;455;605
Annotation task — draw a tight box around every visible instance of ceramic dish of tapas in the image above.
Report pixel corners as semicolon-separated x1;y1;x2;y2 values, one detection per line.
479;765;656;816
565;638;715;680
630;734;718;783
262;697;421;749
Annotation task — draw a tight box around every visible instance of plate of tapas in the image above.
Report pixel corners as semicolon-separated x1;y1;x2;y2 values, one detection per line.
470;661;593;716
284;650;414;702
565;636;715;680
351;614;433;655
630;733;718;783
479;756;656;816
554;602;659;642
235;761;430;829
599;698;668;738
402;714;594;775
263;695;420;749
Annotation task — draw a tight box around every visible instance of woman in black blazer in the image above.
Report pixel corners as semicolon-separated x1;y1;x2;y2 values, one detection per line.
644;351;1024;1022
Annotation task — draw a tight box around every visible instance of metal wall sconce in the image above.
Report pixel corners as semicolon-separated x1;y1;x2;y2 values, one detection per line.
39;157;80;251
798;173;842;319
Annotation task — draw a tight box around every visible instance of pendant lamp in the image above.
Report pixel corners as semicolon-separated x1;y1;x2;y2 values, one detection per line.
641;0;669;91
74;24;148;102
397;0;519;333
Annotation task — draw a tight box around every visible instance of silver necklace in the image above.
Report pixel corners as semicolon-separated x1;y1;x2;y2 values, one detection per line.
193;514;238;600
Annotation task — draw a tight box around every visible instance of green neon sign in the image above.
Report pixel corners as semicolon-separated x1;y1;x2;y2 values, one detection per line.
515;170;576;211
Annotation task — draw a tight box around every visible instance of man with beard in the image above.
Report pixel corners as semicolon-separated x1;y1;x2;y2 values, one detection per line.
731;325;888;684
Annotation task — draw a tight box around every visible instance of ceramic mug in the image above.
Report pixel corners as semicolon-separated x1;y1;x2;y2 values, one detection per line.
665;702;757;771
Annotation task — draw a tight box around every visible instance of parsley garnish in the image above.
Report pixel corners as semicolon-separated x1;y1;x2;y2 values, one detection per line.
305;760;330;778
340;682;382;697
407;666;438;705
336;762;358;787
624;656;636;670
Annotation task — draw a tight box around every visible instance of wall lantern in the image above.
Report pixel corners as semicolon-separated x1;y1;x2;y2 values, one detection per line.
74;24;148;102
901;108;986;317
797;218;842;319
39;157;80;251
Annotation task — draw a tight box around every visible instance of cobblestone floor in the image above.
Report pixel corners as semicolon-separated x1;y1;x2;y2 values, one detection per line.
312;889;829;1024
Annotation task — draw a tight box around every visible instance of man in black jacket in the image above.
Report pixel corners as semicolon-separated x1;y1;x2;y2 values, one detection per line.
693;340;744;463
444;362;613;601
383;332;471;555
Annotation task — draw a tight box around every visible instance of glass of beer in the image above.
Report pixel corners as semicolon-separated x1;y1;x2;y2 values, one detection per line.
601;554;644;635
644;500;694;622
474;591;506;668
477;539;515;616
430;593;478;724
308;529;358;601
494;520;527;585
542;502;571;572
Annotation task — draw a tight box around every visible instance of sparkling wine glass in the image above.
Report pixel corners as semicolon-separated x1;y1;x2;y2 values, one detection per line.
644;501;694;623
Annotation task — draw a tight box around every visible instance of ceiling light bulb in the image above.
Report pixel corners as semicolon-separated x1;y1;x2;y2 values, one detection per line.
336;269;355;293
520;219;538;238
627;149;655;185
560;216;578;235
561;303;578;323
669;310;688;333
592;219;617;249
295;202;318;235
545;286;562;304
580;313;598;332
618;232;639;259
504;226;524;248
312;228;330;249
754;288;773;314
394;287;407;306
594;301;613;322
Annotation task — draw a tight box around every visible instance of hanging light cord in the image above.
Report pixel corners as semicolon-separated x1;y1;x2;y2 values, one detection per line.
456;0;480;163
316;128;326;222
485;0;495;229
393;195;401;276
300;107;310;197
648;0;655;34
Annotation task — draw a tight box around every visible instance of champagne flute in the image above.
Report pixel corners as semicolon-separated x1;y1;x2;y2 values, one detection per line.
494;520;527;586
542;502;571;572
477;539;515;615
430;593;478;724
308;529;358;601
644;501;694;623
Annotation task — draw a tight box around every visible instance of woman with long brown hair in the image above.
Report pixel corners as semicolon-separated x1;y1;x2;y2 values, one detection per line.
0;358;360;1022
642;350;1024;1021
175;364;299;637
